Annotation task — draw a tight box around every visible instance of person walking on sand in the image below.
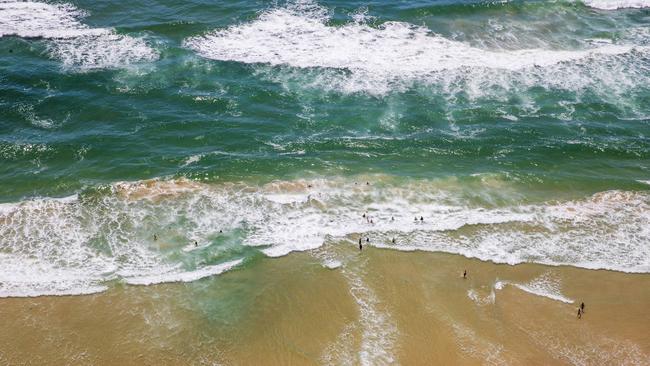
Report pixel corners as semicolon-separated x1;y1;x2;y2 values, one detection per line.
577;307;582;319
463;270;467;279
580;302;585;313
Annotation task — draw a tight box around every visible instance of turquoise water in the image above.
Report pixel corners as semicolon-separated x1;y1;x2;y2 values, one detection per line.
1;0;649;296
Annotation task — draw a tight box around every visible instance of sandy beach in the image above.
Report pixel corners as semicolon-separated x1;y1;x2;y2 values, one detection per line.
1;246;648;365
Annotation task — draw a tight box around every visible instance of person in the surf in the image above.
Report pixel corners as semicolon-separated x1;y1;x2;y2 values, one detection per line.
194;241;198;247
359;237;363;251
420;216;424;222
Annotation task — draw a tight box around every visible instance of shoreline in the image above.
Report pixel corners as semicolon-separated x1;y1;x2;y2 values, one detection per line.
1;247;648;365
2;245;648;301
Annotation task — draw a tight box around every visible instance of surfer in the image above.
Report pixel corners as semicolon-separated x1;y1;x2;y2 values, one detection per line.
420;216;424;222
194;241;198;247
392;237;396;244
153;234;157;241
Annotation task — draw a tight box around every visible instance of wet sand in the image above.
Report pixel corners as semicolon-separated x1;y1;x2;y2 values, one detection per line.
1;247;649;365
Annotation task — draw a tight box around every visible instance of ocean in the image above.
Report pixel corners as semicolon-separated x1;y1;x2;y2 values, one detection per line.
0;1;649;363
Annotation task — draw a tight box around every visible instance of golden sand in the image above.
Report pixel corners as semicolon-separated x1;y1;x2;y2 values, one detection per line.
0;247;648;365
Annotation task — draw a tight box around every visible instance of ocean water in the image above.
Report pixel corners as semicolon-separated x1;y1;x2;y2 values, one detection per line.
1;0;649;297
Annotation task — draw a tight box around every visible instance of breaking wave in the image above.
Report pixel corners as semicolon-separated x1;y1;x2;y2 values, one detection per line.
0;1;158;70
184;0;649;98
1;176;649;297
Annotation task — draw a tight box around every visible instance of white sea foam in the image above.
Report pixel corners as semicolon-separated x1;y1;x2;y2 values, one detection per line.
583;0;650;9
495;273;574;304
184;0;646;98
124;259;243;286
0;1;158;69
185;1;629;72
467;288;496;306
1;177;649;297
342;257;397;365
322;259;342;269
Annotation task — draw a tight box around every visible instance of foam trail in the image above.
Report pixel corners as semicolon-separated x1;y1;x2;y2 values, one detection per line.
495;273;574;304
0;1;158;69
583;0;650;9
342;258;397;365
467;288;496;306
124;259;243;286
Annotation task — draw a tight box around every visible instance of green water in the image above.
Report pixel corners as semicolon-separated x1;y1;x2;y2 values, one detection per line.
0;0;649;297
1;0;649;200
